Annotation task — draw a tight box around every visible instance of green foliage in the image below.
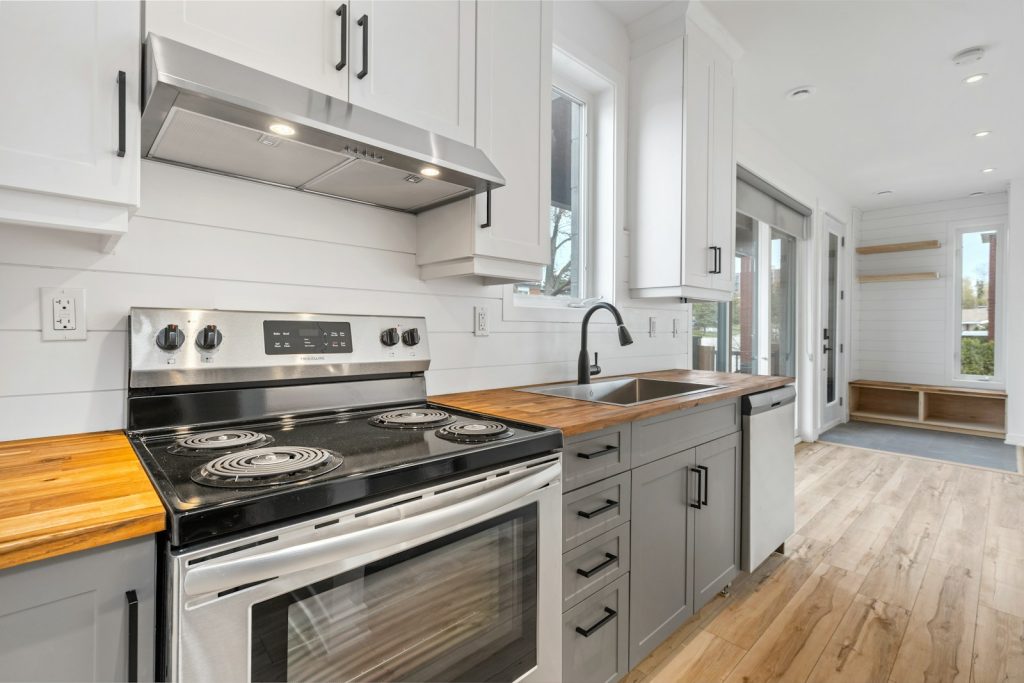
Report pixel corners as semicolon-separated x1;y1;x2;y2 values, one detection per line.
961;337;995;376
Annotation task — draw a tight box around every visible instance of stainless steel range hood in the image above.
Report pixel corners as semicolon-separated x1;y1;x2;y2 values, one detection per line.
141;34;503;213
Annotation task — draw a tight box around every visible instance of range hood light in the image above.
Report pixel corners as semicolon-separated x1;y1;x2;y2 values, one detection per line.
420;167;441;177
268;122;296;136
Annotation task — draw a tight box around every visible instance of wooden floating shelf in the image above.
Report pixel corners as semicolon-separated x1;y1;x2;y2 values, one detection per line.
856;240;941;255
858;272;940;284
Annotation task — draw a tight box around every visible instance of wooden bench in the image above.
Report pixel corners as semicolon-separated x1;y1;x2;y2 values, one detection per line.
849;379;1007;439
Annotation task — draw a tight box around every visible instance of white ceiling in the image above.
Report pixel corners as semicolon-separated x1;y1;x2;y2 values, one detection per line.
601;0;1024;211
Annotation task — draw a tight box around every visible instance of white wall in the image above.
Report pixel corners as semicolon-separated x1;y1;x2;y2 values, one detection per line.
1004;179;1022;446
734;118;857;440
853;193;1009;388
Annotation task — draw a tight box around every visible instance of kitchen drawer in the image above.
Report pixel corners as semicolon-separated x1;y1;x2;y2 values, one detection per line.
632;398;740;468
563;574;630;683
562;523;631;611
563;472;631;551
563;424;632;492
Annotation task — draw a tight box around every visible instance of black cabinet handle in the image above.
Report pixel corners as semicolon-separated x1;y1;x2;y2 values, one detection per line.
116;70;126;158
480;183;492;228
125;590;138;683
578;499;618;519
689;467;702;509
575;607;617;637
576;445;617;460
699;464;709;506
335;4;347;71
577;552;618;578
356;14;369;79
709;246;723;274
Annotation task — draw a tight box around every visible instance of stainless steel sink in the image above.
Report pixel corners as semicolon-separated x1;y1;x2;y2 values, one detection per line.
518;377;723;406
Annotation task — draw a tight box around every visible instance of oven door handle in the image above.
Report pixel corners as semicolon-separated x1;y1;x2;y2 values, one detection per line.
183;462;561;597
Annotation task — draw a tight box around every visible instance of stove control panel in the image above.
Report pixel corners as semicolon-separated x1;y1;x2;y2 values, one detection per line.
264;320;352;355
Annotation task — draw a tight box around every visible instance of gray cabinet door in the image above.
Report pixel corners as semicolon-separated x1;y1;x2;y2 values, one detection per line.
628;449;696;668
0;536;156;682
693;432;742;611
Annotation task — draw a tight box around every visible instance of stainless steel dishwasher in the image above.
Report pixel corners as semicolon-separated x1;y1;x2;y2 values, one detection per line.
741;384;797;572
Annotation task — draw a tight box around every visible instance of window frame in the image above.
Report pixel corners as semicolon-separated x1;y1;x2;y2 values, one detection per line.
950;219;1006;387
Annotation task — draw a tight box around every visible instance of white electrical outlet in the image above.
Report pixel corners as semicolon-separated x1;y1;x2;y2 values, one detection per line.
473;305;489;337
41;287;87;341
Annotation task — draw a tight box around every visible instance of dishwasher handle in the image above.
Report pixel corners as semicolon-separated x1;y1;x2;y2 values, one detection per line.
742;384;796;415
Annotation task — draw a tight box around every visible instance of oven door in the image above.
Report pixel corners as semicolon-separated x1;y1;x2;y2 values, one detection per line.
170;457;561;683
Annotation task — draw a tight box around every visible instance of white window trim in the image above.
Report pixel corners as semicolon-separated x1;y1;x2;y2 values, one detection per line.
502;44;618;323
949;218;1006;389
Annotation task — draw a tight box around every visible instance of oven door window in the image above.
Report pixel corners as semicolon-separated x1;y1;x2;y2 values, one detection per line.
251;505;538;682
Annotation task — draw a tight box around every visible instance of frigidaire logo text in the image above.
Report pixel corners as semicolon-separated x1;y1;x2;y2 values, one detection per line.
300;355;325;361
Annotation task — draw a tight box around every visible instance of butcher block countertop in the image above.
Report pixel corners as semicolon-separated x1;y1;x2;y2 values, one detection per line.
431;369;793;438
0;431;165;571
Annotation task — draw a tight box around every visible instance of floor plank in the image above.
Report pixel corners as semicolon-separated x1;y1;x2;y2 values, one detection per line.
806;593;910;683
646;631;746;683
971;605;1024;683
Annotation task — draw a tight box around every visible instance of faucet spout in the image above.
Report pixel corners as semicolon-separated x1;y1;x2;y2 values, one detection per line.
578;303;634;385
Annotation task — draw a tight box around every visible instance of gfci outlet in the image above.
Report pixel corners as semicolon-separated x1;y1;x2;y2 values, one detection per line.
40;287;87;341
473;305;489;337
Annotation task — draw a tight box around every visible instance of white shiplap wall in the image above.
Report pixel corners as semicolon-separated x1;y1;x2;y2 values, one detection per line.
853;193;1008;387
0;162;690;441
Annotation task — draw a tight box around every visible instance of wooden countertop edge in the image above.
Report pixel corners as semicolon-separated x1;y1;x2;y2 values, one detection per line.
431;370;794;437
0;430;166;572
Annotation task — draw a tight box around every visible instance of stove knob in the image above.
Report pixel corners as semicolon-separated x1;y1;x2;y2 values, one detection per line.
380;327;400;347
196;324;223;350
401;328;421;346
155;323;185;350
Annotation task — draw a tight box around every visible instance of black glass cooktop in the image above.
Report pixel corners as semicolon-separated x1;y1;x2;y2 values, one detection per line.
129;404;562;548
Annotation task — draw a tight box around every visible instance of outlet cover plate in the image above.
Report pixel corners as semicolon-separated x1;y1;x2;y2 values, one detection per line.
41;287;87;341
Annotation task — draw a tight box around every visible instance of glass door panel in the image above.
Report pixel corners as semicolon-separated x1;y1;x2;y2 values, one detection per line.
825;232;838;403
769;229;797;377
251;507;538;682
732;214;759;374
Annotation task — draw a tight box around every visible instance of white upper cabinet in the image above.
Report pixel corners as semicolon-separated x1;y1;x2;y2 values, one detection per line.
629;19;736;301
416;0;552;282
0;0;140;249
145;1;349;101
348;0;476;145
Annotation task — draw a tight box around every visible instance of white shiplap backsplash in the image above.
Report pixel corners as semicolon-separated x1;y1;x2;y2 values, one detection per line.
853;193;1008;387
0;162;690;440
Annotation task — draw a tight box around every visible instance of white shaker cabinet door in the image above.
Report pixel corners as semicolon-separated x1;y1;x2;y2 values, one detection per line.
0;0;139;207
347;0;476;144
145;0;349;101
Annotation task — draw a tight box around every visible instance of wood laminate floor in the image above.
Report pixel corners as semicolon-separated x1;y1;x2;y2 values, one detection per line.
625;441;1024;683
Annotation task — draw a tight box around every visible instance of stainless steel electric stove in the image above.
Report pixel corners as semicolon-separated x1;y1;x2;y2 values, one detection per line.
126;307;563;683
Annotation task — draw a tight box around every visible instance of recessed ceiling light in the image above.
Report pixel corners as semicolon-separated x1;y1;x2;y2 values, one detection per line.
419;167;441;177
268;122;296;136
969;191;986;197
876;190;894;196
974;130;991;138
981;168;996;173
786;86;816;101
963;73;987;84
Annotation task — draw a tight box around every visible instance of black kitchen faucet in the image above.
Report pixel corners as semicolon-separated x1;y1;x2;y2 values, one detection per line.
577;303;634;384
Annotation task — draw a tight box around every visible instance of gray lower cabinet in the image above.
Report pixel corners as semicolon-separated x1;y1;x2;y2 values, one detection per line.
563;575;630;683
693;432;742;611
628;449;696;668
0;536;156;682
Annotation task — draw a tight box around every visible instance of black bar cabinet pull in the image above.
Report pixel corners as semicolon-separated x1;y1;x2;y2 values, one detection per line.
578;499;618;519
576;607;617;638
356;14;369;79
480;184;492;228
577;552;618;578
576;445;617;460
116;70;126;158
689;467;702;509
335;4;347;71
699;464;709;505
125;590;139;683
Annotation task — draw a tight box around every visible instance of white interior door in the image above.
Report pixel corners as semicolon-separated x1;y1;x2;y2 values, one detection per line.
348;0;475;144
820;214;847;429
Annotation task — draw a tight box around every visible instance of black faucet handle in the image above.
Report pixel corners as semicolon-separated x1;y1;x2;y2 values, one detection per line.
590;351;601;377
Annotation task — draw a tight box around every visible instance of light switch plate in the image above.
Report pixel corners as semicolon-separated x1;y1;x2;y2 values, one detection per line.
649;316;657;337
41;287;87;341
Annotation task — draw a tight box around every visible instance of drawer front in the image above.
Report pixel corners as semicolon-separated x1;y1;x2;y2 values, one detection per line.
563;574;630;683
563;472;631;551
632;398;740;468
562;523;631;611
563;424;632;492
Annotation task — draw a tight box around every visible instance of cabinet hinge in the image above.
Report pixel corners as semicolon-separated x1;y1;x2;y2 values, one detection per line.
840;397;844;406
840;290;845;301
841;236;846;247
840;343;844;353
